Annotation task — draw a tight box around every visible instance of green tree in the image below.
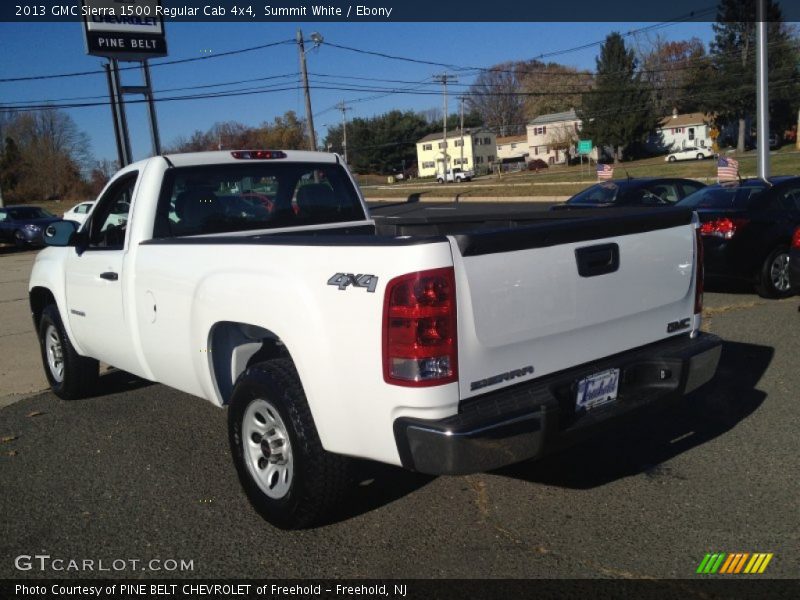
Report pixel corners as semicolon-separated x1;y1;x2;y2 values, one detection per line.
324;110;431;174
578;33;657;163
705;0;798;153
0;137;22;199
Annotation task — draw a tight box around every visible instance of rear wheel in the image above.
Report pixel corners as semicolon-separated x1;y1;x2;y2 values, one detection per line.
38;305;98;399
668;156;677;163
696;153;705;160
228;359;352;529
437;178;444;184
13;230;26;249
755;246;793;298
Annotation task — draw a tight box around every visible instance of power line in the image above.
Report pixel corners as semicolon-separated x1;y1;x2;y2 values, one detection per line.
0;39;295;83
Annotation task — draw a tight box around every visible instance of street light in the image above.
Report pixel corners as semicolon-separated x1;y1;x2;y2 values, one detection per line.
310;32;324;47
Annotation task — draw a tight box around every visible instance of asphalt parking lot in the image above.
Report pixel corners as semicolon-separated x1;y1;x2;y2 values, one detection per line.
1;244;798;580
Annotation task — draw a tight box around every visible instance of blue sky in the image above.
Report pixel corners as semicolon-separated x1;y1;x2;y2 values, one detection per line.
0;21;716;163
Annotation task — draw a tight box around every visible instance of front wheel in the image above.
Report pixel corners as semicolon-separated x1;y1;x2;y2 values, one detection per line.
437;178;444;184
38;305;98;399
755;246;793;298
696;154;705;160
228;359;352;529
13;230;26;249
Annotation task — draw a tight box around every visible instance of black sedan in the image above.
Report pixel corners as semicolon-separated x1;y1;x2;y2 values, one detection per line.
0;205;61;248
553;177;706;209
676;177;800;298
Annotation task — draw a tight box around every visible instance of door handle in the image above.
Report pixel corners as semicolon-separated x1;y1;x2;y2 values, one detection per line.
99;271;119;281
575;243;620;277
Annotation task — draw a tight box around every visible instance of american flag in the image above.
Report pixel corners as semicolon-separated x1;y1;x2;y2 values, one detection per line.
717;156;739;181
597;163;614;180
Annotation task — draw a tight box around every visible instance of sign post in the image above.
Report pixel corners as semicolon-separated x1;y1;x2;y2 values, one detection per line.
83;0;167;165
577;139;592;179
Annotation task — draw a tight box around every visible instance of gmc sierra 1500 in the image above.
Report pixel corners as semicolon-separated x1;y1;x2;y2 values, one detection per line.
30;150;721;528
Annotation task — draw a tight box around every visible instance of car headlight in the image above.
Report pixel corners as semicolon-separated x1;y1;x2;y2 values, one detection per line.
24;224;41;232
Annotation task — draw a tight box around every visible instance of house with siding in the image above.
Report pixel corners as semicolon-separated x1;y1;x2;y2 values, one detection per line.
649;111;713;153
496;134;529;163
415;128;497;177
526;109;582;165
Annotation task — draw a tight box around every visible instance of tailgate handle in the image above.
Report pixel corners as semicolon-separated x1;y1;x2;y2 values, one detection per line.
575;243;619;277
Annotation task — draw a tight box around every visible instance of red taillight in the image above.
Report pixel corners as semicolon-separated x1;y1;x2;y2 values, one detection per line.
383;267;457;386
699;217;749;239
695;226;704;314
792;227;800;250
230;150;287;160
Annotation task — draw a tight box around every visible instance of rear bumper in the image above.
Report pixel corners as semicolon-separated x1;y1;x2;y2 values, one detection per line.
393;332;722;475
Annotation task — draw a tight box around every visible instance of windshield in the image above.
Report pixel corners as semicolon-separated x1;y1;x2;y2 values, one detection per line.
7;207;55;220
566;182;621;205
677;183;768;209
154;162;366;238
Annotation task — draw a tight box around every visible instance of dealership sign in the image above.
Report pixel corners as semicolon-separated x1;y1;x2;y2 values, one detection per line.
82;0;167;59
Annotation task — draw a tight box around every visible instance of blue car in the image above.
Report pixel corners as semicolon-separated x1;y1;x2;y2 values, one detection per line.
0;205;61;249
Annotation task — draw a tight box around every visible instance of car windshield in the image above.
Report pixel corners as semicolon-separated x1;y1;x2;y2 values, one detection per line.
566;182;622;205
154;162;366;238
677;182;768;209
7;207;55;220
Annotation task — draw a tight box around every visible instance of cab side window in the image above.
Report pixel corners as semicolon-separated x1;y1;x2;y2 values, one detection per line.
87;172;138;249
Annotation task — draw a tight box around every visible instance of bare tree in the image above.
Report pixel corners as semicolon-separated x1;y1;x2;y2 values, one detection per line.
518;61;593;121
466;63;525;136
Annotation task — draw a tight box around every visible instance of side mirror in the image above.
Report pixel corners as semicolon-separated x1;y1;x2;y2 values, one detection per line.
44;220;79;247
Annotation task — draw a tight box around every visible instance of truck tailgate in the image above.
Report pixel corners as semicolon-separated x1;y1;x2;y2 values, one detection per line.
450;209;698;400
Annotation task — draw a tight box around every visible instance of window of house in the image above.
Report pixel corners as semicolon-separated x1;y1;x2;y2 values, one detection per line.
487;155;495;162
534;146;538;156
511;143;517;149
688;128;695;140
461;158;468;165
534;126;547;135
483;137;491;144
473;137;482;145
422;144;432;151
454;139;463;147
438;141;448;149
422;161;435;169
475;156;484;164
673;127;683;134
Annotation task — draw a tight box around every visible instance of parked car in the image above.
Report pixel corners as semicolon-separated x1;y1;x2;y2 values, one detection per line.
553;177;706;209
676;176;800;298
0;205;61;248
437;167;473;183
62;200;96;226
31;149;720;528
788;225;800;292
666;146;715;162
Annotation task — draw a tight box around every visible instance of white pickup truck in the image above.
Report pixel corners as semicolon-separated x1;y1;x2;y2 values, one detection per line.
30;150;721;528
437;167;474;183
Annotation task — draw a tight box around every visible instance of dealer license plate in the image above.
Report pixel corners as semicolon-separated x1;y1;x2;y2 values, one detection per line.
575;368;620;412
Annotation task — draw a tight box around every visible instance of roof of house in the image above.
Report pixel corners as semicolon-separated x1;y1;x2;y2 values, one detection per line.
528;109;578;126
658;112;711;128
416;128;491;144
496;135;527;145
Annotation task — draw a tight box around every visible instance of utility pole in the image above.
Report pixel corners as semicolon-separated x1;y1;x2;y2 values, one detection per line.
459;96;465;171
433;74;457;177
335;101;351;164
756;0;769;180
297;29;318;151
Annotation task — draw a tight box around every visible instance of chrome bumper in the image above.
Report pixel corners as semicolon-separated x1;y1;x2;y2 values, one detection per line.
394;333;722;475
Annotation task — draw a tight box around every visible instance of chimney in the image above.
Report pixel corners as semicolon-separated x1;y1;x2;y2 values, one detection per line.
672;107;678;119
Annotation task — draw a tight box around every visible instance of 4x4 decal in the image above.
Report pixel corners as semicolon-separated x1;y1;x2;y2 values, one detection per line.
327;273;378;293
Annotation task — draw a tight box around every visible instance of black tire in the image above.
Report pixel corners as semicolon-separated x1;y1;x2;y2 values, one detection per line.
228;359;352;529
13;230;26;249
696;154;705;160
668;156;677;162
755;245;793;299
38;304;98;399
437;178;444;184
